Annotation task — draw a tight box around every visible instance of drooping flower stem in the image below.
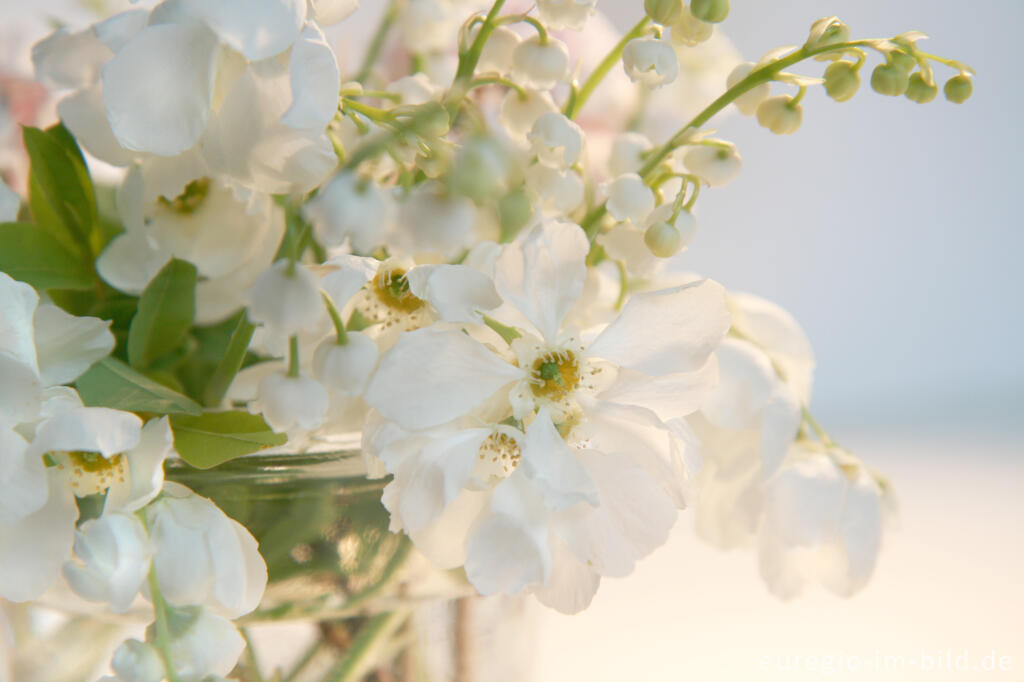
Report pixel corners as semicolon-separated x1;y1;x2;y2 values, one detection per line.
288;335;301;379
447;0;507;115
323;611;409;682
146;566;182;682
564;17;651;120
323;293;350;345
354;0;401;84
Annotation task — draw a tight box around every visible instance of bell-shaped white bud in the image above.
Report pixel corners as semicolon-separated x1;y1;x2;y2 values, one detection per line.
512;36;570;89
500;88;559;138
605;173;655;223
728;62;771;116
644;203;697;257
683;143;742;187
313;332;379;397
756;95;803;135
479;26;523;76
246;260;325;336
528;112;584;167
111;639;165;682
303;172;391;253
62;512;151;613
538;0;597;30
255;371;330;432
608;132;653;176
525;163;584;216
387;72;441;105
622;37;679;89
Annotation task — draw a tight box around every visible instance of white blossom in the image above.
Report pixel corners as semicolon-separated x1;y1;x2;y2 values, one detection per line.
608;132;652;177
622;37;679;89
537;0;598;31
62;512;152;613
528;112;584;168
728;62;771;116
604;173;655;224
683;142;742;186
512;36;570;90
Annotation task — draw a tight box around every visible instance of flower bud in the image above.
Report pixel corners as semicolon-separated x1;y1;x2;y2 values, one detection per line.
669;6;713;46
246;261;325;336
728;62;771;116
609;132;653;176
622;37;679;89
645;0;683;25
528;112;584;167
683;143;742;187
112;639;165;682
889;51;917;74
644;204;697;256
313;332;379;397
806;17;849;53
823;61;860;102
512;36;570;90
756;95;802;135
689;0;729;23
478;26;522;76
525;163;584;216
870;64;909;96
944;74;972;103
538;0;597;30
450;136;511;203
904;72;938;103
500;88;558;138
499;187;534;240
605;173;656;223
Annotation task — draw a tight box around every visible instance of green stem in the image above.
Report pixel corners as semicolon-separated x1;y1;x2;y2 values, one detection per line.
565;17;650;119
470;74;527;98
282;638;325;682
324;612;408;682
342;98;397;125
801;405;837;448
240;628;265;682
146;566;182;682
288;336;301;378
323;293;349;345
445;0;507;116
482;314;522;345
354;0;400;83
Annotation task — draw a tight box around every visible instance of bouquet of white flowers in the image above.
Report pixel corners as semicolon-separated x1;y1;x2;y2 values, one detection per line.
0;0;973;680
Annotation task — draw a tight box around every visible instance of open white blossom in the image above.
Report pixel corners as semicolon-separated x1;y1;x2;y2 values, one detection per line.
513;36;570;90
538;0;598;31
604;173;656;224
528;112;584;168
622;37;679;88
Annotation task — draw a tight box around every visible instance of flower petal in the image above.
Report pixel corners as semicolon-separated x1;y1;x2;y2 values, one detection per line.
520;409;597;511
0;425;47;524
0;272;40;372
186;0;307;61
31;407;142;458
533;537;601;614
365;328;524;430
405;264;502;324
32;304;114;387
106;417;175;513
102;22;218;155
281;22;340;130
494;220;589;343
31;28;111;90
58;86;135;166
587;278;730;375
96;231;172;296
598;355;719;422
699;338;775;430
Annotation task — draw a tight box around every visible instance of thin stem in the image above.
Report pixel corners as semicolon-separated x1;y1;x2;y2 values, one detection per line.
342;99;397;125
323;293;349;345
801;405;837;448
517;15;549;44
240;628;265;682
614;260;629;311
287;336;301;379
483;314;522;345
470;74;528;98
323;612;408;682
565;17;650;119
146;565;182;682
282;638;325;682
446;0;508;115
354;0;400;83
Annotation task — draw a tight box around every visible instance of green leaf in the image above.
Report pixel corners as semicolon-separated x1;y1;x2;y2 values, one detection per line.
23;124;98;257
170;412;287;469
76;357;202;415
0;222;94;290
202;313;255;407
127;259;197;370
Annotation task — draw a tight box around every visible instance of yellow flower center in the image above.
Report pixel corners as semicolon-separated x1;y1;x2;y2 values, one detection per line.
53;451;127;497
477;432;522;477
372;268;425;313
157;177;211;214
529;350;580;400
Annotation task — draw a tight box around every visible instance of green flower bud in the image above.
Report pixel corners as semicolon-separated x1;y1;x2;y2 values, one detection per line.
944;74;973;104
499;187;534;241
645;221;684;258
823;61;860;102
806;17;850;53
904;72;938;103
689;0;729;24
756;95;803;135
889;51;918;74
449;137;509;203
645;0;683;25
871;64;910;96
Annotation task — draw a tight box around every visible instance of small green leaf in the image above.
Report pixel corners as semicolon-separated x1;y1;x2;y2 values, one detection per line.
128;259;197;370
0;222;94;290
170;412;287;469
202;313;256;407
76;357;202;415
23;124;98;256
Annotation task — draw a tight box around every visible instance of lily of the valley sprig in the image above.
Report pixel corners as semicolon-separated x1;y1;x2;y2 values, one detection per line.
0;0;971;679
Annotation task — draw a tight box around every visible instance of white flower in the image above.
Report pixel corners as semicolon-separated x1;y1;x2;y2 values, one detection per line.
62;512;151;613
644;203;698;256
669;5;714;47
395;185;477;260
622;37;679;89
302;171;392;252
387;73;441;105
683;142;742;186
313;332;379;396
759;446;886;598
147;482;268;619
528;112;584;168
756;95;803;135
500;88;558;139
728;62;771;116
525;164;584;216
246;260;325;336
110;639;165;682
512;36;570;90
478;26;522;76
254;371;330;432
308;0;359;26
604;173;655;224
537;0;598;31
169;608;246;680
608;132;652;177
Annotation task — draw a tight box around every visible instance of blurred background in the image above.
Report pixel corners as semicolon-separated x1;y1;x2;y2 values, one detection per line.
0;1;1020;680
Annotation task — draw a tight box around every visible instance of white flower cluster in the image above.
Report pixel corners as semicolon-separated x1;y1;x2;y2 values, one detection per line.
0;0;971;676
